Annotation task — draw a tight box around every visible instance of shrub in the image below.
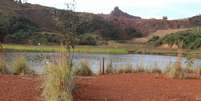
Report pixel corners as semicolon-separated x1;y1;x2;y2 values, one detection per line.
106;62;116;74
133;67;147;73
151;68;162;74
74;61;93;76
12;56;28;75
79;34;99;45
149;28;201;49
0;58;6;74
164;64;186;79
117;65;133;74
42;53;73;101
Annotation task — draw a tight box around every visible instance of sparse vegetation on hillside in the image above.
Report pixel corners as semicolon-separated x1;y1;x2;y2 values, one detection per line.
149;28;201;49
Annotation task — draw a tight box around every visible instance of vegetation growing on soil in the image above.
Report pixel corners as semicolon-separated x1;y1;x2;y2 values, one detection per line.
42;53;73;101
0;58;6;74
149;27;201;49
12;56;28;75
74;61;93;76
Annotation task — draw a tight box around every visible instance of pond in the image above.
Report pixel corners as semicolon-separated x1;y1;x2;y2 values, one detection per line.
3;52;201;74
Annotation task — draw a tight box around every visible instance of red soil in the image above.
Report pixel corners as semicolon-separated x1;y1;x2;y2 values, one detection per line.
0;74;201;101
74;74;201;101
0;75;41;101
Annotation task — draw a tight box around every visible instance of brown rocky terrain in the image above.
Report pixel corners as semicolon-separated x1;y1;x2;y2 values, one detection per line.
0;0;200;38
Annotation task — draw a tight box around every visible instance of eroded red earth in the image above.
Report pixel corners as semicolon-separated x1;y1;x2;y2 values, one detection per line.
0;74;201;101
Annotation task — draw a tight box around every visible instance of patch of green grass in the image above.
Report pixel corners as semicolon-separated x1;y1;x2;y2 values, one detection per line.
3;44;128;54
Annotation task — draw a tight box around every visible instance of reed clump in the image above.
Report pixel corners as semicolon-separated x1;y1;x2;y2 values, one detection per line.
12;56;28;75
118;65;133;74
164;64;186;79
42;52;73;101
106;62;116;74
74;61;93;76
0;58;6;74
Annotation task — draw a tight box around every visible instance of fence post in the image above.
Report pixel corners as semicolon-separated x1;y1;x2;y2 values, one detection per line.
102;57;105;74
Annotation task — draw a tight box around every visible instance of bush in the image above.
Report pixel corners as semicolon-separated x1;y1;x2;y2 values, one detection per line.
106;62;116;74
12;56;28;75
79;34;99;45
151;68;162;74
149;28;201;49
74;61;93;76
0;58;6;74
165;64;186;79
42;53;73;101
117;65;133;74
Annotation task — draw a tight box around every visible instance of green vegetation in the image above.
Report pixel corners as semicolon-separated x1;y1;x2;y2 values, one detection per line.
164;64;186;79
150;68;162;74
78;15;142;41
0;58;6;74
42;53;73;101
74;61;93;76
3;44;128;54
149;28;201;49
106;62;116;74
0;15;39;44
117;65;133;74
12;56;28;75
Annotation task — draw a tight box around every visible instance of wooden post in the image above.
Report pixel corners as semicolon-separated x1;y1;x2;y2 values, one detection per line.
100;59;102;74
102;57;105;74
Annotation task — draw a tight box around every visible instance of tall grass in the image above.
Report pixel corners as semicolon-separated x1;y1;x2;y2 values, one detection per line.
42;52;73;101
117;65;133;74
0;57;6;74
12;56;28;75
74;60;93;76
164;51;186;79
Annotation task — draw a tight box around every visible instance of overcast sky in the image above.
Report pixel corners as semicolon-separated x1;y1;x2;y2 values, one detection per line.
27;0;201;19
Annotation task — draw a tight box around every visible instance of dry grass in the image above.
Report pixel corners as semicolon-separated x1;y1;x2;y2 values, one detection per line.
0;57;6;74
42;52;73;101
129;28;189;44
74;60;93;76
12;56;28;75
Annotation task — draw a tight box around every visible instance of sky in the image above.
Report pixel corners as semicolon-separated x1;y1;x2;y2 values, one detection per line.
27;0;201;20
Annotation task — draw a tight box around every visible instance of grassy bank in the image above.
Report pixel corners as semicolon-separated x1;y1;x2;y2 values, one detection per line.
2;44;201;58
2;44;128;54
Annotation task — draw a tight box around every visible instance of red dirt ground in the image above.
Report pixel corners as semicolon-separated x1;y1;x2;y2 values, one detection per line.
74;74;201;101
0;75;41;101
0;74;201;101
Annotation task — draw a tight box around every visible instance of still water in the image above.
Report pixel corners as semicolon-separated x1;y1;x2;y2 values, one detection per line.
4;52;201;74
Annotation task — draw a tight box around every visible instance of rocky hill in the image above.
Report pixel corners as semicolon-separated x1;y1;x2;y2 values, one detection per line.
0;0;200;41
101;7;192;36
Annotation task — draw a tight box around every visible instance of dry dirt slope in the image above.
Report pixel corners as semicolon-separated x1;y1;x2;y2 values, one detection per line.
129;28;189;43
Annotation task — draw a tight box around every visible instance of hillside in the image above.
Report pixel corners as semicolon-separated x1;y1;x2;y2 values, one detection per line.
0;0;201;45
